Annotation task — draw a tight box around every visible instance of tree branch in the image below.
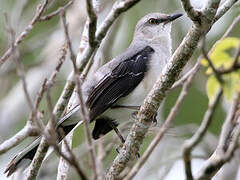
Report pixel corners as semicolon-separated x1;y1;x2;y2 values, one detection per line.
180;0;201;24
195;93;240;180
39;1;73;22
214;0;239;22
105;0;223;178
0;0;49;66
182;89;223;180
124;55;201;180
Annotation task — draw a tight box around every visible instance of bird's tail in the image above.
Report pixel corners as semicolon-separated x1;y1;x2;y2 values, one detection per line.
4;107;82;177
4;137;41;177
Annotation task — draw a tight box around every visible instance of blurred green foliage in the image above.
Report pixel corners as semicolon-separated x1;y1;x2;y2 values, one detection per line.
202;37;240;102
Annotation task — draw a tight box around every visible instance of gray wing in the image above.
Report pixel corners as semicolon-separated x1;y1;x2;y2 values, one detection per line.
86;45;155;121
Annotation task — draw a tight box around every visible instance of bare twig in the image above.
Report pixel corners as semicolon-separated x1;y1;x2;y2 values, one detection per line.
214;0;239;22
222;14;240;39
61;11;76;63
182;89;223;180
51;138;89;180
195;93;240;180
95;0;141;42
18;0;153;178
77;0;142;72
218;45;240;74
44;121;88;180
172;12;240;90
26;138;49;180
201;37;223;83
0;14;43;155
39;1;73;22
105;0;224;178
0;0;49;66
57;131;73;180
61;7;98;179
75;75;98;180
171;58;201;90
124;57;200;180
26;43;68;179
0;125;34;154
96;137;106;179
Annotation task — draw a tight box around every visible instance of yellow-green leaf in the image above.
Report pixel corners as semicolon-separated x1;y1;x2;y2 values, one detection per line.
201;37;240;74
206;75;220;103
213;37;239;52
223;73;240;101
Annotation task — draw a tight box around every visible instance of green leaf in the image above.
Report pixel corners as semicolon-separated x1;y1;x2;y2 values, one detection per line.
223;73;240;101
206;75;220;103
213;37;239;52
201;37;240;74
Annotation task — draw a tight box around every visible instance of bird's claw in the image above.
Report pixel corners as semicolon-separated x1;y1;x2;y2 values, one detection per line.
152;113;158;126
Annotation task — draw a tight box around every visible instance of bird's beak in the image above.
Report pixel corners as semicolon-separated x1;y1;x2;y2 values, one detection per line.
164;13;183;24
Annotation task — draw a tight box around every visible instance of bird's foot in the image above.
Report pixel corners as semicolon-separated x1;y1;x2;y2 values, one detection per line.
152;112;158;126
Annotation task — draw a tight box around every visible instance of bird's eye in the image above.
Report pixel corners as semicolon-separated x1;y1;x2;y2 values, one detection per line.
148;18;159;25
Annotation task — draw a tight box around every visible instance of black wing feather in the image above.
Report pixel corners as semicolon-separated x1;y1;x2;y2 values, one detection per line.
86;46;154;121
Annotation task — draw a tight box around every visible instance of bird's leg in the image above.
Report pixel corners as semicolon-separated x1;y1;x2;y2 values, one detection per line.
106;120;127;155
108;121;125;144
152;112;158;126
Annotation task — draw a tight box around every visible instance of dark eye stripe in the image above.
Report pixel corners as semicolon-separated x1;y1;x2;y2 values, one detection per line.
148;18;161;25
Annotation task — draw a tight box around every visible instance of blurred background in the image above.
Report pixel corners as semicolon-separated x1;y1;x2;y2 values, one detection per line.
0;0;240;179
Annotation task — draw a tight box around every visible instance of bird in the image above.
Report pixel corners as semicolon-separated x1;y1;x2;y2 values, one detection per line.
5;12;182;177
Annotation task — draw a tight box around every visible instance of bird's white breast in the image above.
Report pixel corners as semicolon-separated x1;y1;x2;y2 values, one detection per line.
102;44;171;123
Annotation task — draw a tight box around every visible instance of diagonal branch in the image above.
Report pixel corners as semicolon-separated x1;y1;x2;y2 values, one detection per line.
0;0;49;66
201;37;224;83
182;89;223;180
105;0;224;178
124;56;201;180
86;0;97;46
195;93;240;180
26;0;143;178
214;0;239;22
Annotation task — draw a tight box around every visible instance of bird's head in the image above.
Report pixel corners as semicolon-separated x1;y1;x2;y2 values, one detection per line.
133;13;182;42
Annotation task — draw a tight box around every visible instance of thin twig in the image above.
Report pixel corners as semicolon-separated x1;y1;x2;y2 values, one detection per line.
44;123;88;180
214;0;239;22
0;0;49;66
26;42;68;179
62;8;98;178
171;58;201;90
182;89;223;180
25;0;148;178
173;13;240;90
222;14;240;39
75;75;98;180
124;57;201;180
39;1;73;22
0;14;42;155
195;93;240;180
105;0;223;178
0;126;33;154
201;37;223;83
217;45;240;75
